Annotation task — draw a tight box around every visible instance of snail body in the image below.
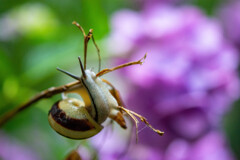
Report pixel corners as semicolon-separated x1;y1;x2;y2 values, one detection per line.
48;59;126;139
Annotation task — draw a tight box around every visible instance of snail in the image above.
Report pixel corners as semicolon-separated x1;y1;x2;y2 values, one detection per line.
48;57;127;139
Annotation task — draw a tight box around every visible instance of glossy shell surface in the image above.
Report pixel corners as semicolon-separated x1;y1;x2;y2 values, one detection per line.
48;98;103;139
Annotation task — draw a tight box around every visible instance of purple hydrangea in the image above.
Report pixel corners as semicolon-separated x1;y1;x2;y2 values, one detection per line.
219;1;240;48
98;4;239;159
0;132;40;160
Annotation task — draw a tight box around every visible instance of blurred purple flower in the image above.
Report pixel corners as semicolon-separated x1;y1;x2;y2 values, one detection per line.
0;132;40;160
219;1;240;48
135;0;182;6
102;4;238;159
164;131;234;160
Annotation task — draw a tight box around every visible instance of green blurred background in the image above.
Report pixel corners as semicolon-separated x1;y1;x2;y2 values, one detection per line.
0;0;240;159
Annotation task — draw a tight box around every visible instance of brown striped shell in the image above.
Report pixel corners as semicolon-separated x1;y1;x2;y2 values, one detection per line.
48;98;103;139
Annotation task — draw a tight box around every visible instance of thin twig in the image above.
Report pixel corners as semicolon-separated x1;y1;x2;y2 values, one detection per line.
91;35;101;72
72;21;92;70
0;21;148;130
0;81;81;127
118;106;164;143
119;106;140;143
84;30;93;69
129;110;164;136
96;53;147;77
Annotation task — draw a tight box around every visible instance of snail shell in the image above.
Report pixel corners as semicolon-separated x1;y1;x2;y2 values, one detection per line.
48;98;103;139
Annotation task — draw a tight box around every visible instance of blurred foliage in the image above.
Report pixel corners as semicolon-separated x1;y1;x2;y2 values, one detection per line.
190;0;224;15
0;0;240;159
224;100;240;160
